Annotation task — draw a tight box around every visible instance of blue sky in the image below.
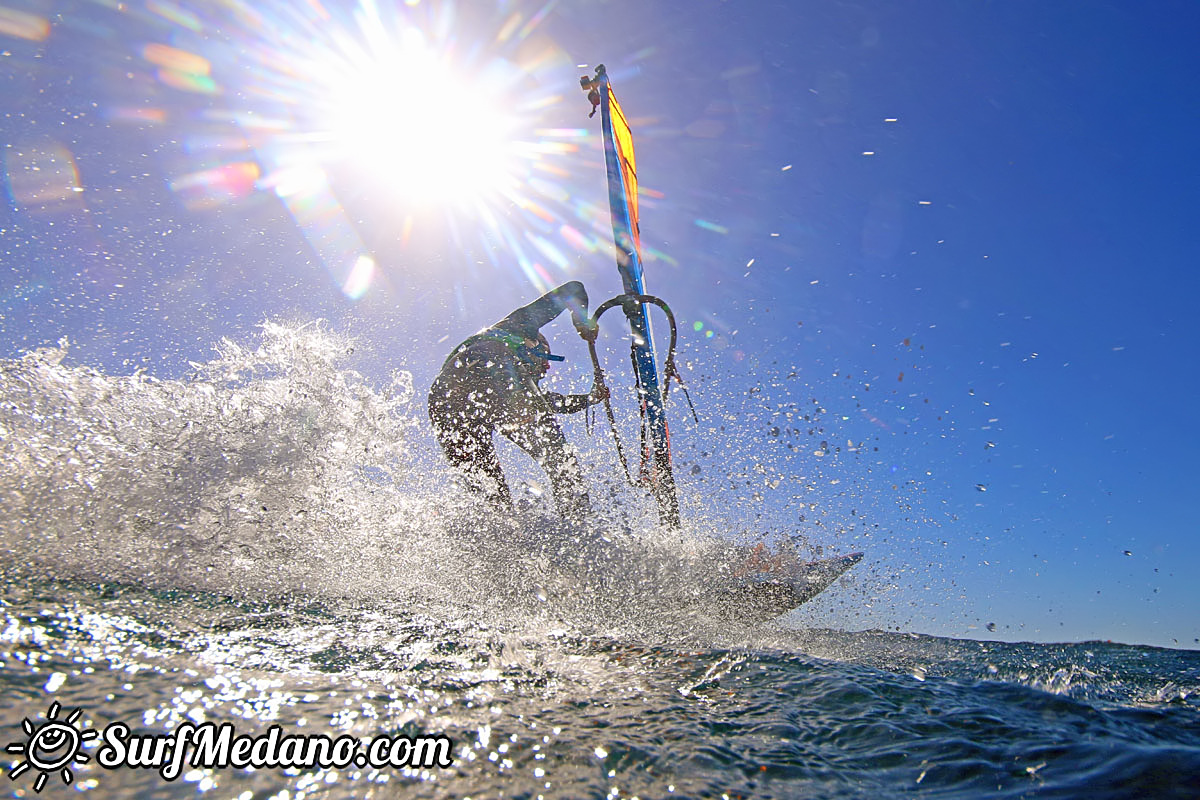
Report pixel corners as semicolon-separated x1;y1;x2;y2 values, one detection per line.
2;0;1197;648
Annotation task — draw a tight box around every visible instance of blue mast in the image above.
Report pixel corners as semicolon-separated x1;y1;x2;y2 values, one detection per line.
585;65;680;528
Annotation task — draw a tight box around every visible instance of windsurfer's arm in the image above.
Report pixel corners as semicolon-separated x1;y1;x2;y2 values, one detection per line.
544;383;609;414
493;281;590;339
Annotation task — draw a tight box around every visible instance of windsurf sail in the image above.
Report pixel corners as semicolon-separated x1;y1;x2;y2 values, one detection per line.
582;65;680;528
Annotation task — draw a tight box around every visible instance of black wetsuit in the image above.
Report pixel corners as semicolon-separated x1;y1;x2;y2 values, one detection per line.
428;281;597;522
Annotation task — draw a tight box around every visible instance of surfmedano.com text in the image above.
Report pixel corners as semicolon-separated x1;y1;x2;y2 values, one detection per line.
98;721;454;780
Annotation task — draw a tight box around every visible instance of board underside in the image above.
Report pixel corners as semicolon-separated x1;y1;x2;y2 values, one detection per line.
718;552;865;623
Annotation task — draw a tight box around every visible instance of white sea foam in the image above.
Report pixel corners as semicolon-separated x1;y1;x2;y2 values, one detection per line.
0;322;767;643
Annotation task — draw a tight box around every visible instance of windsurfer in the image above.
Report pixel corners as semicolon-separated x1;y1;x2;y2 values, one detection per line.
427;281;607;523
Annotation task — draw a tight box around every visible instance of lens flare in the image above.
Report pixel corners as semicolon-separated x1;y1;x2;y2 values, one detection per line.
73;0;651;301
321;27;520;205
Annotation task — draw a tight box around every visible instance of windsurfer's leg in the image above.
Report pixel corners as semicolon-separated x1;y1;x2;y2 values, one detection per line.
501;416;590;524
429;398;513;513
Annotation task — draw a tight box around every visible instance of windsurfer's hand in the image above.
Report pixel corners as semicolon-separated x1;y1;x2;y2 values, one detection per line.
575;316;599;342
589;383;610;404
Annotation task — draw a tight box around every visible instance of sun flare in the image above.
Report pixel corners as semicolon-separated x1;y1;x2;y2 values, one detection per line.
320;28;520;205
137;0;593;298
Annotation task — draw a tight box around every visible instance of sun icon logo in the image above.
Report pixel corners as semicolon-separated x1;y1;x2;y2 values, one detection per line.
5;701;98;792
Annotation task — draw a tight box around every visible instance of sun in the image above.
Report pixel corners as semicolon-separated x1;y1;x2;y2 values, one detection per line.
5;701;98;792
137;0;596;298
318;27;520;206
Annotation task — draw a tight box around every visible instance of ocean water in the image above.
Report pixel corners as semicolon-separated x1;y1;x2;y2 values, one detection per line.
3;326;1198;799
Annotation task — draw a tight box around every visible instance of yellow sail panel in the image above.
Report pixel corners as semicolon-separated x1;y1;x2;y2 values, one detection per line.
607;84;640;253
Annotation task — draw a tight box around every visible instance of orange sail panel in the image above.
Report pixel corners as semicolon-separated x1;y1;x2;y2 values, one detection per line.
607;85;641;255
